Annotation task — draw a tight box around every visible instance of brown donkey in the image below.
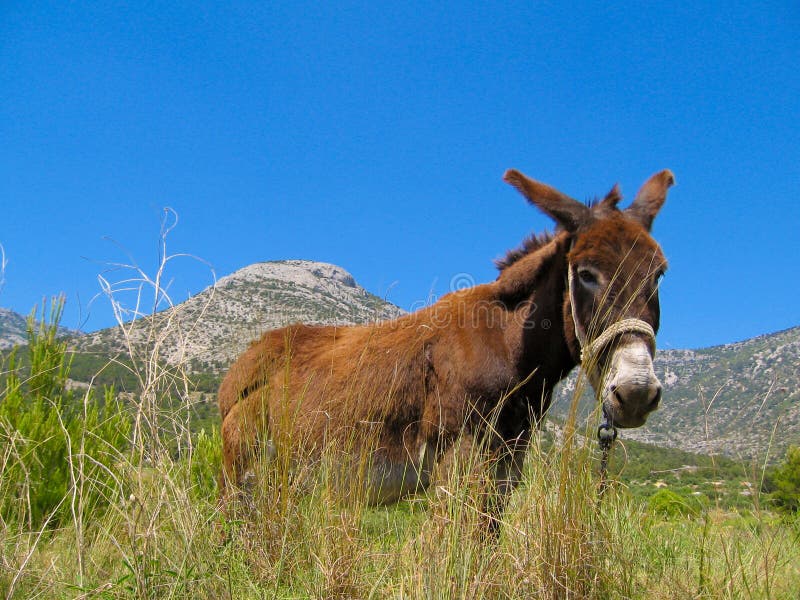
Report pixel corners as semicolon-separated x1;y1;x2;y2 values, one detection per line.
219;168;674;505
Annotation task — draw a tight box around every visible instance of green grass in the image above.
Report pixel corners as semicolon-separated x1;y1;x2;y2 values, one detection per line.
2;293;797;597
3;425;799;599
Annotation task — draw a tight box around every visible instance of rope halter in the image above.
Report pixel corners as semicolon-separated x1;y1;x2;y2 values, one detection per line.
566;265;656;368
566;262;658;494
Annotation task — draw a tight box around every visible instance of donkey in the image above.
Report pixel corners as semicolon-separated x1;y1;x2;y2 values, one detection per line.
218;168;673;506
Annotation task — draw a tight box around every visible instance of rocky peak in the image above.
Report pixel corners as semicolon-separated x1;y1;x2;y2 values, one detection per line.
73;259;404;372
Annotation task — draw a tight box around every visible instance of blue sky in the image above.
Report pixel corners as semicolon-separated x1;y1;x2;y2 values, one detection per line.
1;2;798;350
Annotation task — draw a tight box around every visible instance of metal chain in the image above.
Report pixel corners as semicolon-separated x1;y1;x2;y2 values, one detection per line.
597;415;617;496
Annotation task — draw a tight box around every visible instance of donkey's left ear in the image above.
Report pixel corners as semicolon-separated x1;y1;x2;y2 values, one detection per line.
504;169;590;232
626;170;675;231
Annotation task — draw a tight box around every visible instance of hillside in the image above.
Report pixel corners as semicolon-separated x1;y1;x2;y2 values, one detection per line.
17;257;795;462
71;260;404;373
0;308;28;349
0;306;79;349
552;326;800;461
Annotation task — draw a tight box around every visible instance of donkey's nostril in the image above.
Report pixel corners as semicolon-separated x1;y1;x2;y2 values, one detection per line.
610;385;624;406
612;380;660;409
649;385;663;408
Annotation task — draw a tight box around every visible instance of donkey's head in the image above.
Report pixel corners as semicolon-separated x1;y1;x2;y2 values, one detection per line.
505;169;673;428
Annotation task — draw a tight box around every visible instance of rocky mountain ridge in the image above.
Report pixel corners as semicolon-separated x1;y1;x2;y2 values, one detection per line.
71;260;404;373
0;307;78;349
0;308;28;349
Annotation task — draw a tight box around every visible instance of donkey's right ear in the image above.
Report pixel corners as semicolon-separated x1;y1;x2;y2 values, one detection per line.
504;169;590;232
625;170;675;231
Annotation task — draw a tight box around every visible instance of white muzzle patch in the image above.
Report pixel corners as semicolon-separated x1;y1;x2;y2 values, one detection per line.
601;338;661;428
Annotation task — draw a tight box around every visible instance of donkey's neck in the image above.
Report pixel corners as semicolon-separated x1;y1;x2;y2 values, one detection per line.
494;232;580;407
495;231;569;311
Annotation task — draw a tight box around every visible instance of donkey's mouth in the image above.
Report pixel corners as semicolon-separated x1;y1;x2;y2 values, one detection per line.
602;401;649;428
602;385;661;428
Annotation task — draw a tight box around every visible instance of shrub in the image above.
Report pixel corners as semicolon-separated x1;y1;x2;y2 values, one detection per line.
0;299;130;528
647;488;698;518
189;427;221;500
769;445;800;513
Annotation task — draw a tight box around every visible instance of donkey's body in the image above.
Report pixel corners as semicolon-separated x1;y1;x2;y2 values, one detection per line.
219;169;674;505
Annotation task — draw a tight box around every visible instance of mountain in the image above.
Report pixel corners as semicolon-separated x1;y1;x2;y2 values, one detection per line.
0;308;28;349
552;326;800;461
72;260;404;373
0;307;81;349
63;259;797;461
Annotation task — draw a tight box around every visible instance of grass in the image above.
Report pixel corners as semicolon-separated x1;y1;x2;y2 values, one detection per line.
3;423;798;599
3;336;797;600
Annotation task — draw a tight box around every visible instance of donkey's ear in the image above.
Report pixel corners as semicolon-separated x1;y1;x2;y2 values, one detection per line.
594;183;622;215
626;170;675;231
504;169;590;232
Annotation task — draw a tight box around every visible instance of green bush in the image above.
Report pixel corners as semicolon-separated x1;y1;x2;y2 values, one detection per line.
647;488;699;518
0;299;130;528
189;427;222;501
769;445;800;513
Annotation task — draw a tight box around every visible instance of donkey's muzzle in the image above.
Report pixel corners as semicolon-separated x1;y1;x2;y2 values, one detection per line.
610;379;661;409
601;339;662;428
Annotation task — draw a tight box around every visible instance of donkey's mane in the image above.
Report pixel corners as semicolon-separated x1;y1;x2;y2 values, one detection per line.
496;189;623;272
494;231;555;271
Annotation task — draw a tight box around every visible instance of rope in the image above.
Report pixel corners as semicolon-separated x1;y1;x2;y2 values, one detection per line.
566;266;656;367
580;318;655;365
566;262;657;496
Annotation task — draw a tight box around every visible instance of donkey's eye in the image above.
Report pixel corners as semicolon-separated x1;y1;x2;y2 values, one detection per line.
577;268;599;287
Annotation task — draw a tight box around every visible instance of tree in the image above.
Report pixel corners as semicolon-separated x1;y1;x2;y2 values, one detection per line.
769;445;800;513
0;298;130;527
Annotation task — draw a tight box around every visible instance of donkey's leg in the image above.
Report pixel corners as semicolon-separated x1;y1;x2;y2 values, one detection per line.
432;429;531;533
431;433;480;491
219;402;251;501
430;432;500;532
493;431;531;497
484;433;531;532
219;390;270;504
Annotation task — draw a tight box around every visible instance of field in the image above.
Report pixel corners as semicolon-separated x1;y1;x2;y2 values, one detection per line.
1;303;799;599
